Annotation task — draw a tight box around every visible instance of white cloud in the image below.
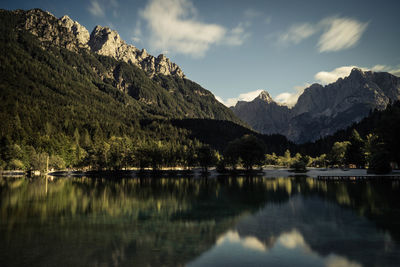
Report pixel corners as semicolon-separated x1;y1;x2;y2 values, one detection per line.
315;66;357;84
325;256;362;267
371;65;400;76
139;0;225;57
264;16;272;25
278;16;368;52
217;89;264;107
216;231;266;252
278;23;317;45
243;8;262;19
88;0;105;17
315;64;400;85
224;22;251;46
275;83;310;107
138;0;249;57
88;0;119;18
318;18;368;52
109;0;119;8
131;37;142;43
277;230;309;250
204;229;361;267
222;64;398;108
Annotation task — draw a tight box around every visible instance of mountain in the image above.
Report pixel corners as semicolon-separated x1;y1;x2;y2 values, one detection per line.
1;8;274;169
231;68;400;143
3;8;241;123
232;91;291;135
299;100;400;165
23;9;184;78
0;8;247;139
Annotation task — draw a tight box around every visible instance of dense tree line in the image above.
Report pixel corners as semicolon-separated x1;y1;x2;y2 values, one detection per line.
297;101;400;173
0;9;398;174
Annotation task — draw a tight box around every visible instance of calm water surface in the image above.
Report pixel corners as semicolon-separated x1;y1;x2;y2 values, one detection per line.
1;176;400;266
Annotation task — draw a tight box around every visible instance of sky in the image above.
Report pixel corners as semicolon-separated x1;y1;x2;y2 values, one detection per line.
1;0;400;106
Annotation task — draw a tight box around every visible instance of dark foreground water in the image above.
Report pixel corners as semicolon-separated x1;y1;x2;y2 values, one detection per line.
1;176;400;267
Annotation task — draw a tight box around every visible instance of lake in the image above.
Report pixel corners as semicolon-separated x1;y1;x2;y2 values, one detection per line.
1;175;400;266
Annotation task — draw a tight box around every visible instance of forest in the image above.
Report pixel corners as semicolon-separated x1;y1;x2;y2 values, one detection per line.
0;9;399;175
1;101;399;174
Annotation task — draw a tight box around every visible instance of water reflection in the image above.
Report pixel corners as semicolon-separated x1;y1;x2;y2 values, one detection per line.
189;229;362;267
0;176;400;266
190;192;400;266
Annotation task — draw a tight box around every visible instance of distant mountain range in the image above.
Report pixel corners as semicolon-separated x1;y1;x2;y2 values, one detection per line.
231;68;400;143
2;7;399;152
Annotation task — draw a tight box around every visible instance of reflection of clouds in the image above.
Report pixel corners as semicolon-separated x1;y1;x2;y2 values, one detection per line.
278;229;309;250
208;229;362;267
325;255;362;267
216;231;266;252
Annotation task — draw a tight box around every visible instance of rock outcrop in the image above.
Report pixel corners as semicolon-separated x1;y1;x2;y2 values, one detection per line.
19;8;184;78
88;26;184;78
232;68;400;143
232;90;291;135
59;15;90;47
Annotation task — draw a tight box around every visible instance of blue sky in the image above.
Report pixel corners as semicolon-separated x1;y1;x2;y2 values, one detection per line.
2;0;400;106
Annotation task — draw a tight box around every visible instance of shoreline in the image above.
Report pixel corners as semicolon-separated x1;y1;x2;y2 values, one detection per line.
2;168;400;179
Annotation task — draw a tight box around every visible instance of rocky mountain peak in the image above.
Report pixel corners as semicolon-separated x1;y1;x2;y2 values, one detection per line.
347;67;367;80
59;15;89;47
256;90;274;103
18;8;184;78
88;25;133;58
232;68;400;143
87;24;184;78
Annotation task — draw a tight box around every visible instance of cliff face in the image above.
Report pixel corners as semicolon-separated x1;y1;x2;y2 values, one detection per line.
20;8;184;78
1;8;242;124
88;26;184;78
231;91;291;135
232;69;400;143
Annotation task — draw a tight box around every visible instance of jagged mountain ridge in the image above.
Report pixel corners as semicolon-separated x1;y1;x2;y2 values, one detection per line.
232;68;400;143
233;91;291;135
2;8;241;124
21;8;184;78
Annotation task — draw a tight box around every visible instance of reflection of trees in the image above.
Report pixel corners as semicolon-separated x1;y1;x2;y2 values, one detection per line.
0;176;399;266
0;176;292;266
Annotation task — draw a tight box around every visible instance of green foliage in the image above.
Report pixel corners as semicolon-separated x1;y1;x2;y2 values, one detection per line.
344;130;366;168
0;10;257;171
265;153;278;165
365;134;392;174
327;141;350;167
290;154;309;172
224;135;266;170
311;154;327;168
300;101;400;168
197;145;218;172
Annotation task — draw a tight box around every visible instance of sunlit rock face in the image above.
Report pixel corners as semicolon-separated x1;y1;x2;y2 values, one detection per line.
59;15;90;47
20;9;184;78
88;26;184;78
232;69;400;143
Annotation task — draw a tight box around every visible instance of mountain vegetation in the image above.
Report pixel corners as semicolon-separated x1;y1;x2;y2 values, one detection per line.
292;101;400;173
232;69;400;143
0;8;293;172
0;8;398;174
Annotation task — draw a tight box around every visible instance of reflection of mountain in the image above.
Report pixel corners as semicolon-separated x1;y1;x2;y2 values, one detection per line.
1;177;400;266
234;196;400;267
188;178;400;267
0;177;292;267
189;228;362;267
